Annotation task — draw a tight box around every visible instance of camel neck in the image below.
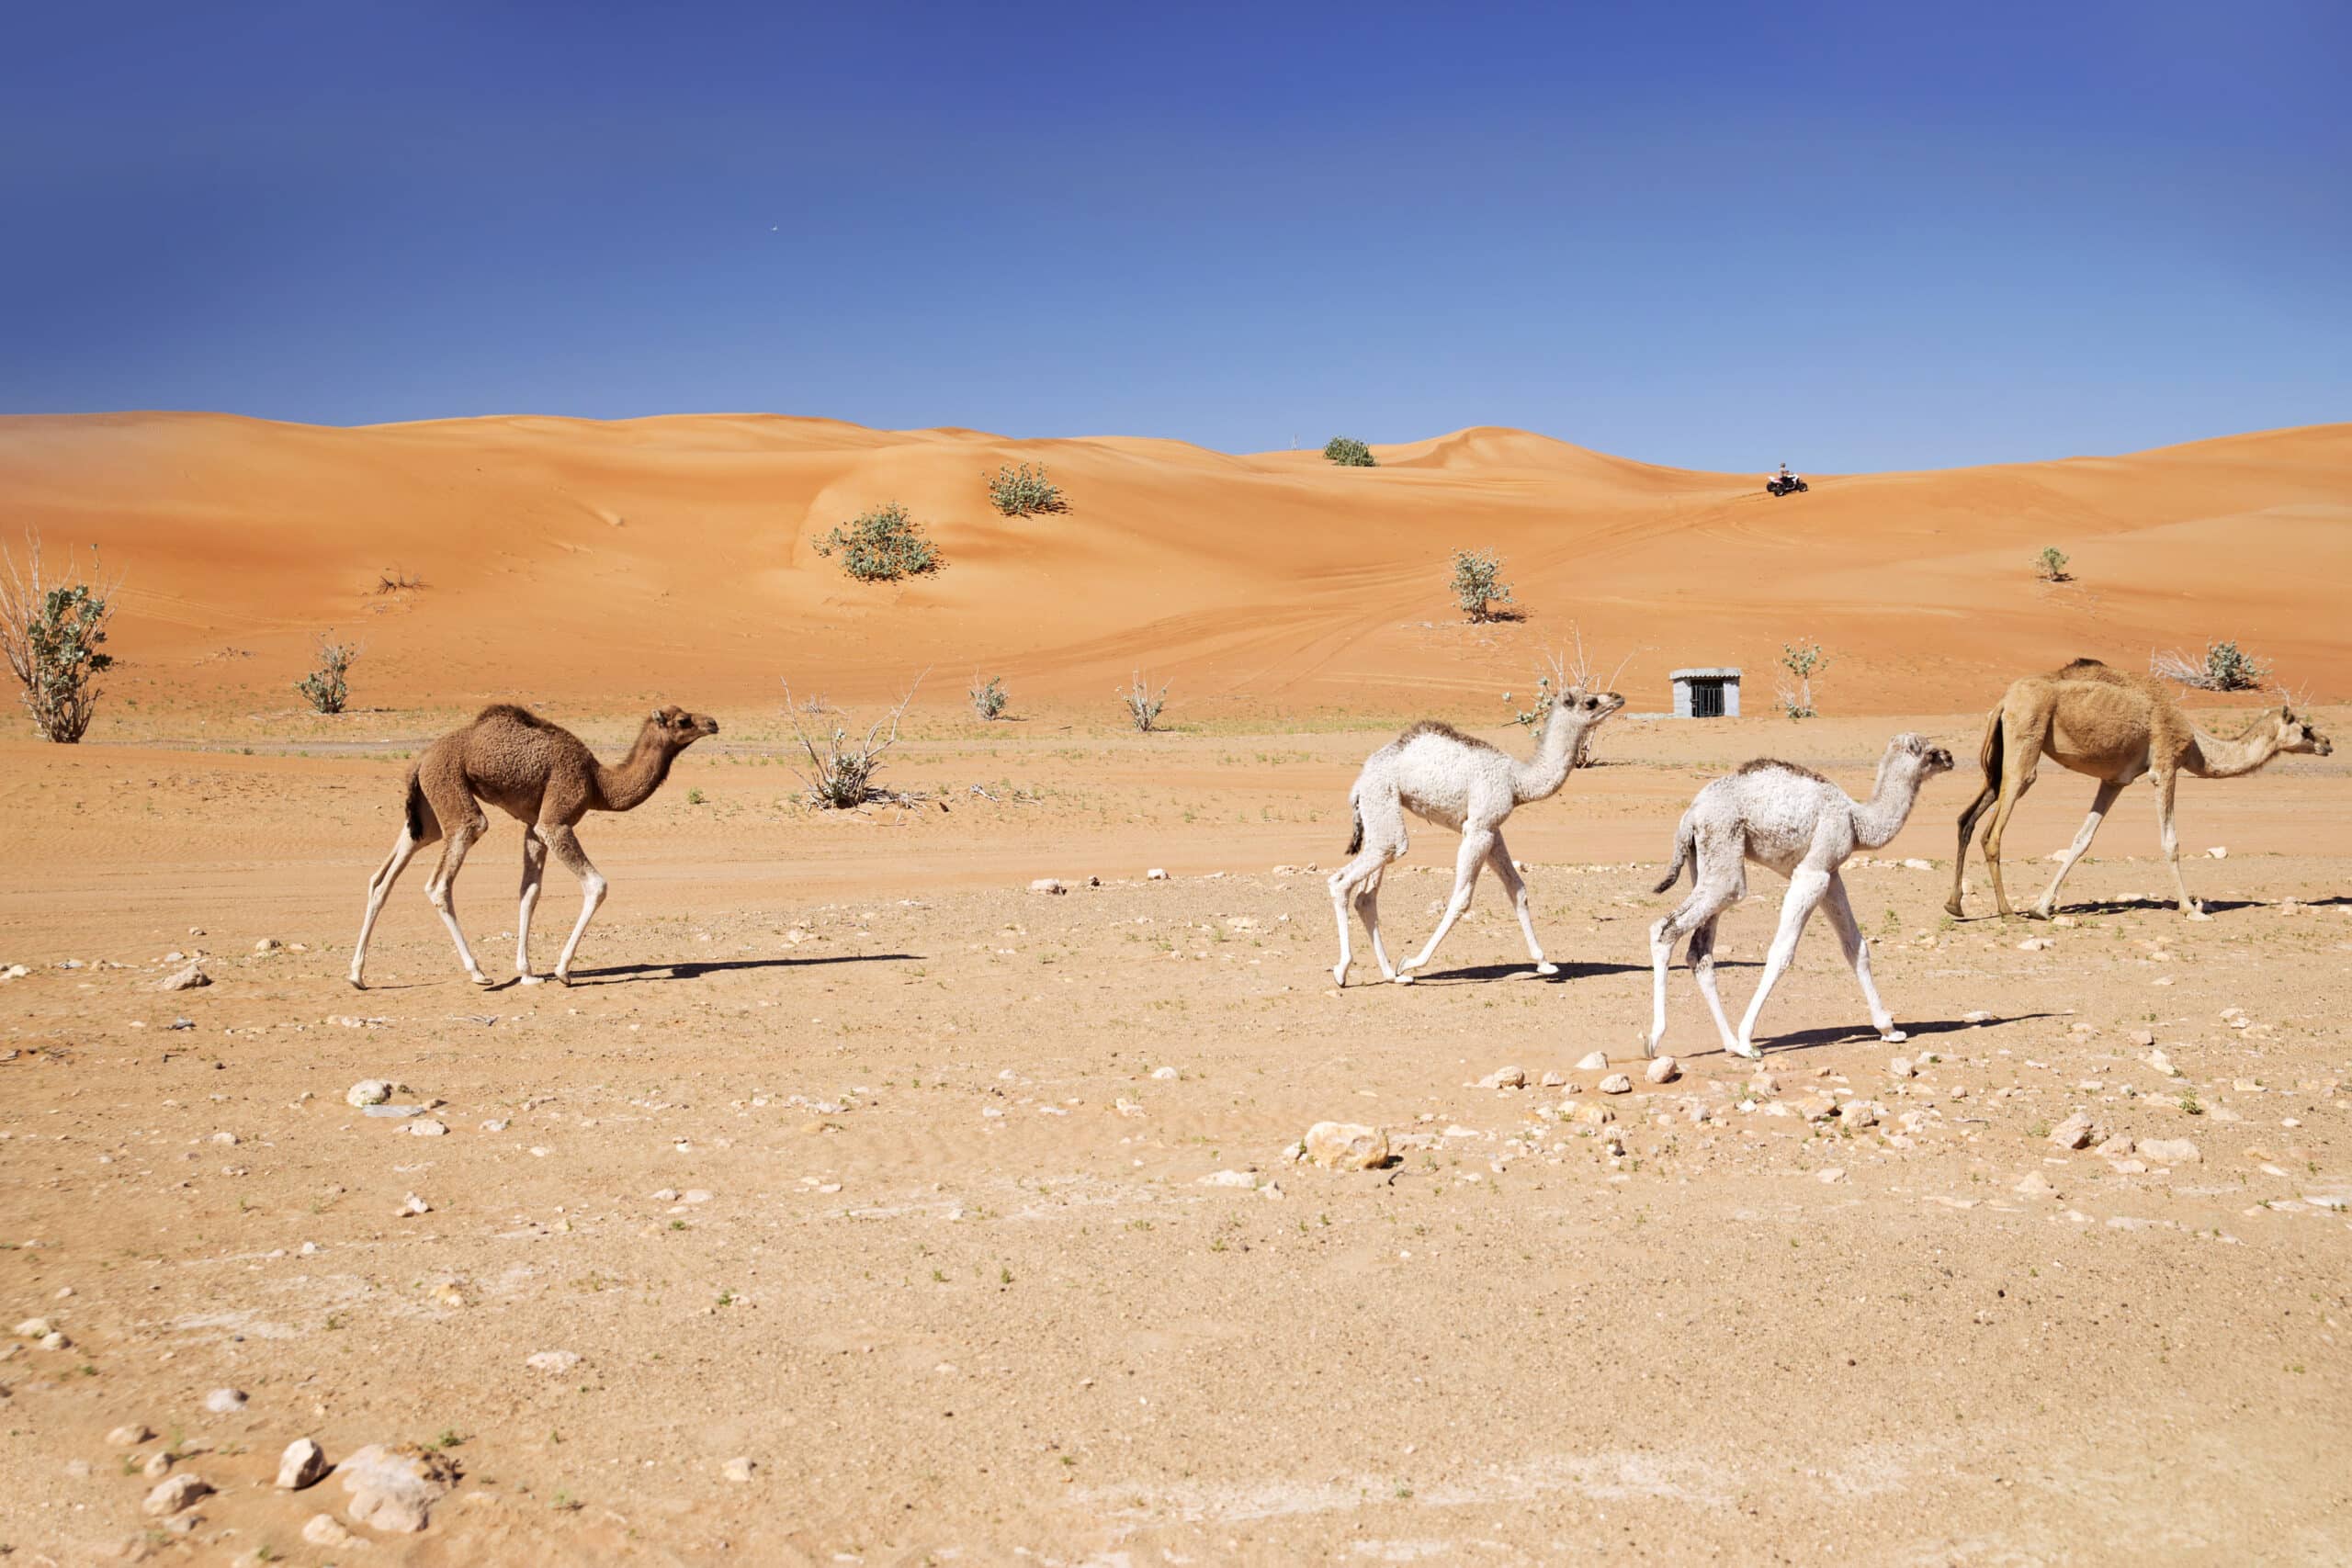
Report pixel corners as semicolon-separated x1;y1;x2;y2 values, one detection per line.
1850;757;1924;851
2185;712;2280;779
594;726;676;812
1510;707;1586;804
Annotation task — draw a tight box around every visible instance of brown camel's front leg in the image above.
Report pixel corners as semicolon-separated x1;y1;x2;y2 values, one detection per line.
542;824;608;984
514;830;549;984
2153;768;2210;919
350;825;432;988
424;816;493;986
2031;778;2123;919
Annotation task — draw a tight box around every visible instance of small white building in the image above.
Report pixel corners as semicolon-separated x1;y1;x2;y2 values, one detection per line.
1670;667;1740;718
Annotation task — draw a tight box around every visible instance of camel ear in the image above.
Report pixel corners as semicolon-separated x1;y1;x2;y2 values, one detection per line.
650;708;666;725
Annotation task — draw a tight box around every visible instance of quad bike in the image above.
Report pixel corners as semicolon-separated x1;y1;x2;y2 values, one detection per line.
1765;473;1809;497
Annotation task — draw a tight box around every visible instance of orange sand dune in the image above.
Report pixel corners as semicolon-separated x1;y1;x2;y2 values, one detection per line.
0;412;2344;717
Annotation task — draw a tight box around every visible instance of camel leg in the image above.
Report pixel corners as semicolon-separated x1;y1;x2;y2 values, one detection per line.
543;825;609;984
1650;853;1741;1056
1979;736;2039;919
1354;867;1396;981
1485;831;1555;976
514;829;550;985
1948;779;1997;918
1734;866;1831;1057
1396;827;1493;983
1688;916;1742;1057
2030;779;2123;919
349;824;435;989
2153;768;2209;919
1821;873;1902;1042
423;816;493;987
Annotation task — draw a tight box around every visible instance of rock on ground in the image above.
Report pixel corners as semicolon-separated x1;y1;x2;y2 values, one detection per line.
339;1442;458;1533
1645;1055;1679;1085
143;1473;213;1516
1303;1122;1389;1170
277;1437;331;1490
157;962;210;991
2140;1138;2200;1165
346;1080;391;1107
2049;1111;2098;1149
303;1513;359;1549
526;1350;582;1373
1599;1074;1633;1095
722;1456;757;1483
1476;1066;1526;1089
107;1423;153;1447
1577;1051;1611;1071
203;1387;247;1414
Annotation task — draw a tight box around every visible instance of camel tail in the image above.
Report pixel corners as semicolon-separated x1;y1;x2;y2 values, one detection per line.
401;767;426;842
1344;803;1363;857
1975;705;2005;797
1652;818;1693;895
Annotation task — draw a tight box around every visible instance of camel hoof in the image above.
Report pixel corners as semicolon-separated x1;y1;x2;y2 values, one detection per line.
516;974;545;987
552;971;576;987
468;973;494;988
346;976;367;991
1392;974;1416;987
1534;961;1559;976
1727;1043;1762;1061
2187;908;2212;922
1881;1028;1909;1043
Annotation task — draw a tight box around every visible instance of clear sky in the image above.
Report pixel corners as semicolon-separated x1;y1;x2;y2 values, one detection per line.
5;2;2346;470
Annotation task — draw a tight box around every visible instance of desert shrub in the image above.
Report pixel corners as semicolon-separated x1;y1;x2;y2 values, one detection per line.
2153;640;2269;693
1776;638;1829;719
969;674;1009;721
1323;436;1376;468
986;463;1067;517
1450;548;1513;623
0;533;119;743
2034;547;2071;582
376;565;426;593
296;635;360;715
1121;671;1170;733
813;502;939;581
782;673;926;807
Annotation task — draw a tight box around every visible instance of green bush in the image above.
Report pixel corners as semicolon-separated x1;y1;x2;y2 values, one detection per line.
813;502;939;581
0;535;119;743
1323;436;1375;468
970;674;1009;720
1449;548;1512;622
296;634;360;715
1777;638;1829;719
2154;639;2269;692
2035;546;2071;581
986;463;1067;517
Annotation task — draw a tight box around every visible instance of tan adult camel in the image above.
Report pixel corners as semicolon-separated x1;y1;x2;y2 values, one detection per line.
349;703;718;988
1948;660;2330;921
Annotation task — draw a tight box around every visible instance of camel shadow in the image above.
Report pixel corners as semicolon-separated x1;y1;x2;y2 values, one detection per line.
2057;897;2264;917
1743;1011;2063;1055
537;953;922;988
1413;959;1658;986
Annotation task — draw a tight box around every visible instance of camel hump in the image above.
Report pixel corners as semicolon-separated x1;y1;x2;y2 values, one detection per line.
2053;657;2116;681
1396;718;1502;753
1735;757;1832;785
473;702;548;728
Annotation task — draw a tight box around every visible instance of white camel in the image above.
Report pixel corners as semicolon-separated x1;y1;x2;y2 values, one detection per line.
1647;733;1954;1058
1329;682;1625;987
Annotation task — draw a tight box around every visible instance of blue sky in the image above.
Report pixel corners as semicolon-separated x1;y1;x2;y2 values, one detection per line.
4;2;2346;469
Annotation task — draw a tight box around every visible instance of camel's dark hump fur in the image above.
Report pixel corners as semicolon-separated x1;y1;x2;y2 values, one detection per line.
1397;718;1503;753
1735;757;1833;785
474;703;548;728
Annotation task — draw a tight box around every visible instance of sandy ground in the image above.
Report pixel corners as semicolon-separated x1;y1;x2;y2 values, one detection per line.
4;708;2348;1565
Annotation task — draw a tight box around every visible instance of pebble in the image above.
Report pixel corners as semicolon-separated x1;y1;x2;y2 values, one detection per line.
209;1130;239;1145
107;1423;154;1447
1816;1168;1846;1183
722;1456;757;1483
1540;1071;1566;1088
254;937;280;953
277;1437;331;1490
2139;1138;2200;1166
1303;1122;1389;1170
339;1442;458;1533
1565;1101;1614;1125
142;1474;213;1516
526;1350;582;1373
142;1451;175;1480
1576;1051;1611;1072
1029;878;1066;895
203;1387;247;1414
1962;1010;1993;1024
407;1120;448;1137
303;1514;358;1549
2016;937;2053;952
2146;1050;2181;1077
2128;1029;2156;1049
1199;1169;1259;1188
2048;1111;2097;1150
1476;1066;1527;1089
2014;1172;2061;1200
157;962;210;991
40;1330;70;1350
1599;1074;1633;1095
1644;1056;1679;1085
1146;868;1168;880
346;1080;392;1108
1840;1101;1878;1130
399;1193;431;1216
1888;1056;1915;1078
15;1316;52;1338
2207;846;2227;859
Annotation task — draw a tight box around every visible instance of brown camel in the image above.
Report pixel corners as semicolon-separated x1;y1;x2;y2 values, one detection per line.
349;703;718;988
1949;659;2330;921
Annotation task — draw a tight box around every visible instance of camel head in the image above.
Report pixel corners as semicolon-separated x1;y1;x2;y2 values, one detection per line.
647;705;721;750
1885;731;1956;780
2277;704;2332;758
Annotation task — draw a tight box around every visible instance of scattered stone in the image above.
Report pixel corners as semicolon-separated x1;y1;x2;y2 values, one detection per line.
1540;1071;1566;1088
1598;1074;1633;1095
1146;868;1168;880
14;1316;52;1338
1747;1073;1780;1096
2139;1138;2200;1166
2128;1029;2156;1049
1198;1169;1259;1188
1476;1066;1527;1090
1816;1168;1846;1184
157;962;210;992
1150;1065;1179;1079
302;1513;360;1549
1028;878;1066;896
346;1080;392;1108
1888;1056;1915;1078
40;1330;69;1350
722;1456;757;1483
2014;1172;2061;1200
107;1423;154;1447
398;1193;431;1217
1645;1056;1680;1085
526;1350;581;1373
142;1451;174;1480
2206;846;2227;859
2145;1050;2181;1077
254;938;281;953
339;1442;458;1533
1565;1101;1614;1126
277;1438;331;1490
1303;1122;1389;1170
1792;1093;1838;1122
143;1474;213;1516
407;1120;448;1137
1962;1010;1993;1024
1840;1101;1879;1130
2049;1111;2097;1150
1576;1051;1611;1072
203;1387;247;1415
2017;937;2053;952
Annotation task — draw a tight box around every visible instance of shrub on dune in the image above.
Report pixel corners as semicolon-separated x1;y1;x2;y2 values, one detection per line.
814;502;940;581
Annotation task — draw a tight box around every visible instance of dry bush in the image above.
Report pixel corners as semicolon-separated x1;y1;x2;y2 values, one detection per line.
375;566;426;593
969;674;1009;720
296;634;361;714
0;531;121;743
783;671;928;807
2152;641;2268;693
1120;671;1170;732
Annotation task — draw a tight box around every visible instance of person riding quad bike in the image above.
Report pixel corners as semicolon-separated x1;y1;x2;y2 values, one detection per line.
1765;462;1808;497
